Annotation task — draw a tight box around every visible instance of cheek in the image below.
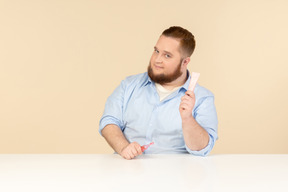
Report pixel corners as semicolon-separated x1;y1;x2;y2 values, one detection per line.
150;54;156;62
167;60;177;69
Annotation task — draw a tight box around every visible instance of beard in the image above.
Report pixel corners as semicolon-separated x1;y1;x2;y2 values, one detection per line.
147;60;183;84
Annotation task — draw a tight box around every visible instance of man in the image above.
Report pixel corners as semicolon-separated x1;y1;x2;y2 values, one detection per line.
99;26;218;160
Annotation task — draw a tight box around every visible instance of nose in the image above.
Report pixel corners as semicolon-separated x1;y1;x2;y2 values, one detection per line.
155;54;163;63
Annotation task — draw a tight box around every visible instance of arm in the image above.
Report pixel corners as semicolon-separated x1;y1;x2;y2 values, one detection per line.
101;124;142;160
179;90;212;152
99;79;141;160
181;115;209;151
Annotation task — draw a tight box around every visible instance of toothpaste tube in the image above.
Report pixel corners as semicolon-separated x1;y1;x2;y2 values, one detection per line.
188;72;200;91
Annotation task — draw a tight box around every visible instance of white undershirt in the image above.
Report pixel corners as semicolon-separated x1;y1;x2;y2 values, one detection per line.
155;83;181;101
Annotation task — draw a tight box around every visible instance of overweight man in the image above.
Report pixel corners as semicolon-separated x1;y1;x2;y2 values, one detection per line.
99;26;218;159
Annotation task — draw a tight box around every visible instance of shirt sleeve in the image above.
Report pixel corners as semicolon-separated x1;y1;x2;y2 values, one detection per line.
186;96;218;156
99;80;126;135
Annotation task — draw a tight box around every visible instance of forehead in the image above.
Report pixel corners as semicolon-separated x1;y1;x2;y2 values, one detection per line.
155;35;181;55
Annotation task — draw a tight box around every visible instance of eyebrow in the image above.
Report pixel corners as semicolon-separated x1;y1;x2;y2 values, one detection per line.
154;46;173;56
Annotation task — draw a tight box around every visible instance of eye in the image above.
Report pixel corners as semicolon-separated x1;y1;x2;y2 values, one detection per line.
165;54;171;58
154;49;159;54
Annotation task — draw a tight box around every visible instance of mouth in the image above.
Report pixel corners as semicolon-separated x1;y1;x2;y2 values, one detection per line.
153;64;164;70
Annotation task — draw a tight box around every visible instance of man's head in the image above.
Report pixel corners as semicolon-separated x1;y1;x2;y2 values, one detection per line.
148;26;196;85
162;26;196;58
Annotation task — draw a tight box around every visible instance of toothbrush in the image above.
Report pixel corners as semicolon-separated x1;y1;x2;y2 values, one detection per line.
141;142;154;152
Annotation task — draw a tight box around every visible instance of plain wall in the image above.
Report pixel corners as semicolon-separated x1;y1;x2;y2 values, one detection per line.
1;0;287;154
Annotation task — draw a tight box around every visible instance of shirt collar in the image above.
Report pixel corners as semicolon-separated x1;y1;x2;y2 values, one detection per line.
144;72;153;86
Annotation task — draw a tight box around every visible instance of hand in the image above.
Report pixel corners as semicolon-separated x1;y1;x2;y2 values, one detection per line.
120;142;142;160
179;90;195;120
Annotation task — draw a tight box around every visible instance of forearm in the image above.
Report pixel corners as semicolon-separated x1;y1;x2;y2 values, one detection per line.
101;124;130;154
182;116;209;151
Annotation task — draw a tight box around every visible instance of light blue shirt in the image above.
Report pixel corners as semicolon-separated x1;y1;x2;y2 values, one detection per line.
99;71;218;156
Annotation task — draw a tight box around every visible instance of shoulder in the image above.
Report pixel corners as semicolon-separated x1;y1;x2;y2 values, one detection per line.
195;84;214;98
122;72;149;88
194;84;216;111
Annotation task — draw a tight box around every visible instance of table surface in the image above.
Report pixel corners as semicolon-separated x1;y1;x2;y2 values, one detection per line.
0;154;287;192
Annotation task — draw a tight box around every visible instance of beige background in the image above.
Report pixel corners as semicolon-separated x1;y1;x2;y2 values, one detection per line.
0;0;287;154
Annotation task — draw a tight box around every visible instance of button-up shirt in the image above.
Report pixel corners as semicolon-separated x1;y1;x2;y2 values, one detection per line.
99;71;218;156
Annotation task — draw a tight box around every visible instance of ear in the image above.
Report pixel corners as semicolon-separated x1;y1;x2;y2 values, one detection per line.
182;57;190;67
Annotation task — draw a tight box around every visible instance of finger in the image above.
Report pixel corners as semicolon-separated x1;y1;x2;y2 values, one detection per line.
180;98;194;106
186;90;194;95
180;103;193;111
131;147;138;156
136;145;142;155
126;149;135;159
182;94;194;101
186;91;195;98
124;154;132;160
131;142;142;155
182;96;195;105
129;142;137;155
122;152;131;160
181;95;195;102
121;146;131;159
124;155;131;160
179;104;189;110
181;99;194;106
131;144;140;155
181;96;188;101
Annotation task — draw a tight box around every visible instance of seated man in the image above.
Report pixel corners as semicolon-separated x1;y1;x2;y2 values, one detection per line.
99;26;218;159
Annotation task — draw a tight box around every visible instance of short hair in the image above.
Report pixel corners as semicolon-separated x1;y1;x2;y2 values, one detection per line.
162;26;196;57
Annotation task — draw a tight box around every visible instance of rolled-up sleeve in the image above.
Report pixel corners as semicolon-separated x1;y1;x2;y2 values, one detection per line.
99;81;126;135
186;96;218;156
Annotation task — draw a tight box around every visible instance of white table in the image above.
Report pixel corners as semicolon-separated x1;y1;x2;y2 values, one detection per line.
0;154;287;192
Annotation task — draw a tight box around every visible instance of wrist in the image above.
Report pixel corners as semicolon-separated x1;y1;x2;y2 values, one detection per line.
182;115;199;130
181;114;195;122
119;142;129;154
